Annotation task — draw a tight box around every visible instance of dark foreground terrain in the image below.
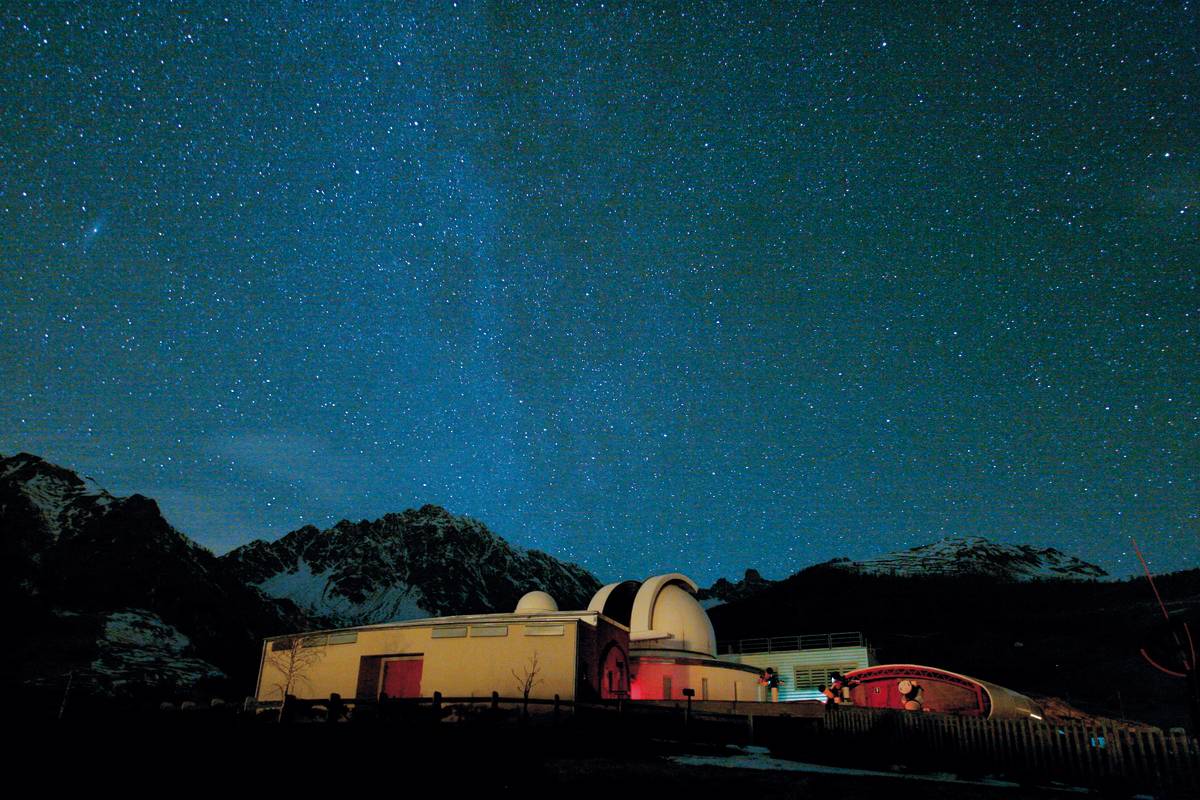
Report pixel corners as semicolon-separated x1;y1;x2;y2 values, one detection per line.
36;722;1087;799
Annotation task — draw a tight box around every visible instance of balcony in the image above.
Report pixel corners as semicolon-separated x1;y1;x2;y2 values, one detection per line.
717;631;866;655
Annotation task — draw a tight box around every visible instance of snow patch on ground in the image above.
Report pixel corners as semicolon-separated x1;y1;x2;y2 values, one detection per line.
103;610;190;652
91;609;224;687
669;745;1087;792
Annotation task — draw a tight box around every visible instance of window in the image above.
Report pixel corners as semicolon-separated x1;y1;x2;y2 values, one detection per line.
524;624;565;636
793;663;860;690
270;631;358;650
470;625;508;637
432;626;467;639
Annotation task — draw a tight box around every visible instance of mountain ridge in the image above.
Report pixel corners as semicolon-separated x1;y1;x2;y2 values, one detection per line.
221;504;601;627
2;452;306;702
813;535;1109;582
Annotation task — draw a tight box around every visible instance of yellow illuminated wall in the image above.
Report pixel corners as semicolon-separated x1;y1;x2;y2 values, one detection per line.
257;619;582;703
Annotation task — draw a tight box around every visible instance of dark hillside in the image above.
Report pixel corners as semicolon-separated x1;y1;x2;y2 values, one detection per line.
709;566;1200;729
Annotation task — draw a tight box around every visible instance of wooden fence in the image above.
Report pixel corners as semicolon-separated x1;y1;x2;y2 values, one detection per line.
818;705;1200;795
258;693;1199;795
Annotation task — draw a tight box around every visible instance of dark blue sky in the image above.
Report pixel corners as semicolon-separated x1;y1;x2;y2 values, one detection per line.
1;2;1196;583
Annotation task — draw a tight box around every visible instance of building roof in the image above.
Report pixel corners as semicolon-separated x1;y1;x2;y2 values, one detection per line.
264;608;627;643
265;571;720;650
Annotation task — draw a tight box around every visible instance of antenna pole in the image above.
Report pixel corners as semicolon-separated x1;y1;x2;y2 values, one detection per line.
1132;537;1200;734
1131;537;1171;622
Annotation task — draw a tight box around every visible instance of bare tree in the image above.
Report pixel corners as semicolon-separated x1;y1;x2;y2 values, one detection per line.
512;651;544;715
264;633;327;721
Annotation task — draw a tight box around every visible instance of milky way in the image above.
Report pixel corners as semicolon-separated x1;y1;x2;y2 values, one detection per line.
0;2;1196;582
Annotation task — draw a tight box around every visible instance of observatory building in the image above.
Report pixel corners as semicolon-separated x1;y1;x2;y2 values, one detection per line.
255;572;760;706
590;573;762;701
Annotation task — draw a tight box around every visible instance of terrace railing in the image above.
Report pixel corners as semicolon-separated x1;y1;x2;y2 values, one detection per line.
718;631;866;655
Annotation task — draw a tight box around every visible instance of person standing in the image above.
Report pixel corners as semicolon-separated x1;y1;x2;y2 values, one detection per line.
761;667;780;702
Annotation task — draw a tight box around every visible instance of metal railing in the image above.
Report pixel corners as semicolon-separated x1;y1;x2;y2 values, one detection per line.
718;631;866;655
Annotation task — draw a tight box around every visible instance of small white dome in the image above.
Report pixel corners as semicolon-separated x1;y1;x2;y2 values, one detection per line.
515;591;558;613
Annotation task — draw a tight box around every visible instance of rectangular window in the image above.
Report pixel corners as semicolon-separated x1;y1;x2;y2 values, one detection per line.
470;625;508;637
432;626;468;639
524;624;565;636
792;663;861;690
272;632;357;650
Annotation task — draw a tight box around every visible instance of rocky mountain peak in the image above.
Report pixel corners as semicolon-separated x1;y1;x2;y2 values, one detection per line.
2;452;307;701
1;452;119;541
698;566;778;608
221;506;601;626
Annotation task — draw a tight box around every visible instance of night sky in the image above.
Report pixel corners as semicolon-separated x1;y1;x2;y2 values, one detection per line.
1;2;1196;583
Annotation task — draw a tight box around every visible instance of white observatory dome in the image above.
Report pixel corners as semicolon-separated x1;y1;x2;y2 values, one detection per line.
514;591;558;613
628;573;717;657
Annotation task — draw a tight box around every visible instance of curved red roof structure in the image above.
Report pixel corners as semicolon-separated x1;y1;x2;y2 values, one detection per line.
844;664;1043;720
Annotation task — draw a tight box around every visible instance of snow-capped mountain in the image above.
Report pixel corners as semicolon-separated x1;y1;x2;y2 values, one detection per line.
819;536;1108;581
222;505;601;627
1;452;116;541
1;452;304;697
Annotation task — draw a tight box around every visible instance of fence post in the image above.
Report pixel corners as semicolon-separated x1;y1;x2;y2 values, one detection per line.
1146;729;1166;789
1132;728;1150;784
1020;720;1034;775
1084;724;1099;786
492;691;499;710
432;691;442;713
326;693;343;724
972;717;986;770
1104;724;1122;780
1003;720;1017;774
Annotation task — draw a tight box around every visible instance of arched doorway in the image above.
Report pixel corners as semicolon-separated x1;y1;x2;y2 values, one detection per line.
598;641;630;699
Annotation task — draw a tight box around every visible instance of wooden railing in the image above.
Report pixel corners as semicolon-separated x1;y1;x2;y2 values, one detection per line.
252;693;1199;794
818;705;1199;795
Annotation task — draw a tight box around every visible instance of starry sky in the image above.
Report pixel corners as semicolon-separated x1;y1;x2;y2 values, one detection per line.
1;2;1196;583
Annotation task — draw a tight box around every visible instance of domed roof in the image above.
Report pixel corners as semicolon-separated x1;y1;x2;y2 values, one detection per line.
628;573;716;657
514;591;558;613
587;580;641;625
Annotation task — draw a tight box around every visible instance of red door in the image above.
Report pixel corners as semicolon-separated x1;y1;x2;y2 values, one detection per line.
381;658;423;698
